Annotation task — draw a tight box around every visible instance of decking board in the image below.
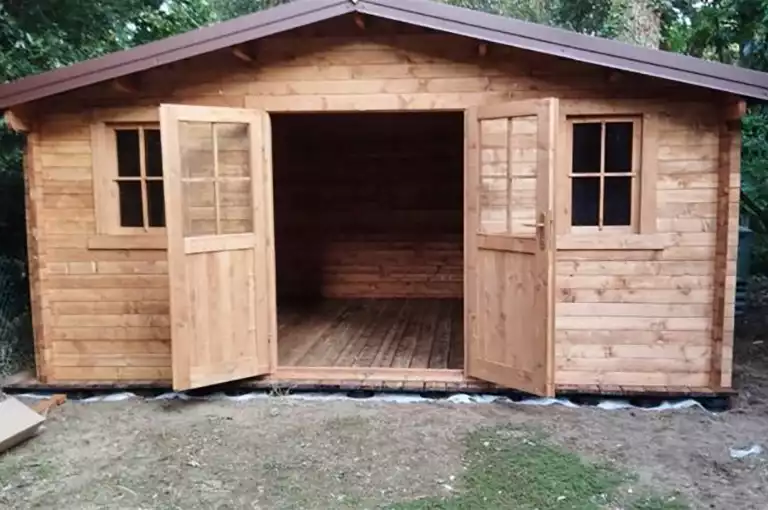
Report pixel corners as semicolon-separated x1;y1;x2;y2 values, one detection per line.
278;298;463;369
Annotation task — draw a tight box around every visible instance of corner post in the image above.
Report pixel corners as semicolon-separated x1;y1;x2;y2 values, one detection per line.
710;97;743;389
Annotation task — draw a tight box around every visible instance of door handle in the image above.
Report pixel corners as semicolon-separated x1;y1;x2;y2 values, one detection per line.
521;213;547;250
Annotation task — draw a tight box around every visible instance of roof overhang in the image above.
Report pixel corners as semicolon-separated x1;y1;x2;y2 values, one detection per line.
0;0;766;109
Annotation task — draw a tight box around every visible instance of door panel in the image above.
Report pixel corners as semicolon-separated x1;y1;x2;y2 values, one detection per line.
161;105;276;391
465;98;558;396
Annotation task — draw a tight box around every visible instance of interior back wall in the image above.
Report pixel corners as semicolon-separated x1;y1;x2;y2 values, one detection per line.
272;112;464;298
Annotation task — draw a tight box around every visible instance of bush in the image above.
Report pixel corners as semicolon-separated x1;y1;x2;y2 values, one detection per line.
0;122;33;376
0;254;33;376
741;105;768;274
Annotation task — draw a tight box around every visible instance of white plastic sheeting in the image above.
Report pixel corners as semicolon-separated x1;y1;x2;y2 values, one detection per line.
596;399;706;412
730;445;763;459
13;391;712;412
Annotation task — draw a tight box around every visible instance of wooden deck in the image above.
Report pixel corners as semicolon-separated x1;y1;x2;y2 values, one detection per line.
277;299;463;369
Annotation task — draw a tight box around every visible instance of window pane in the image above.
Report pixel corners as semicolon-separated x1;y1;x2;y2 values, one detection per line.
116;130;140;177
605;122;633;173
118;181;143;227
144;129;163;177
220;180;253;234
571;177;599;226
572;123;601;174
180;122;214;178
147;181;165;227
184;180;216;236
604;176;632;226
216;123;250;178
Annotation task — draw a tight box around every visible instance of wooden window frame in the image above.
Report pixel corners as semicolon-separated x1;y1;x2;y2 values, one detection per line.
556;103;659;249
567;116;641;234
91;113;167;249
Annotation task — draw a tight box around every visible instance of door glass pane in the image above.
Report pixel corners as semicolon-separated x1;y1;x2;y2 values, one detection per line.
220;180;253;234
604;176;632;225
571;177;599;226
180;122;214;179
571;123;601;174
605;122;633;173
144;129;163;177
147;181;166;227
479;118;509;234
184;180;216;236
217;123;251;178
509;115;537;236
116;129;141;177
118;181;143;227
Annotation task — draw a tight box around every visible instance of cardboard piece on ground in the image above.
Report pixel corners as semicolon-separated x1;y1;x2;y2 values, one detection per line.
0;396;45;454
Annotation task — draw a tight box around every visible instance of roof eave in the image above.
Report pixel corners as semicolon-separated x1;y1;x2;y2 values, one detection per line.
362;0;768;101
0;0;354;109
1;0;767;109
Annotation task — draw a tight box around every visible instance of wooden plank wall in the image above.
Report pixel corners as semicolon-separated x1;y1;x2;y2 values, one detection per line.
556;107;739;388
27;14;735;387
272;112;463;298
34;116;171;382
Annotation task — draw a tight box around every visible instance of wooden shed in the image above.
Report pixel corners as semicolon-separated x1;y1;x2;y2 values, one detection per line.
2;0;767;396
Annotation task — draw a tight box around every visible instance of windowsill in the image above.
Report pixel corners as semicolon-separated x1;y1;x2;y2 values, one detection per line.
88;235;167;250
557;234;670;251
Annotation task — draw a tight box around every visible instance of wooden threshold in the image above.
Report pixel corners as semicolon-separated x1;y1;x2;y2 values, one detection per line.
258;367;481;392
272;366;466;383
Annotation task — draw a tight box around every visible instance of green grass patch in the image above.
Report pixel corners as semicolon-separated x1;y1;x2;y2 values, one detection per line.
629;494;690;510
389;427;688;510
0;456;56;487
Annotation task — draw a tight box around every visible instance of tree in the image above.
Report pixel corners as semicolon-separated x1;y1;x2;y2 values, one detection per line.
657;0;768;271
659;0;768;67
0;0;220;375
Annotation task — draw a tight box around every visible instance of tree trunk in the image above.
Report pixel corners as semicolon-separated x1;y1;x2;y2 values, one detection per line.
619;0;662;48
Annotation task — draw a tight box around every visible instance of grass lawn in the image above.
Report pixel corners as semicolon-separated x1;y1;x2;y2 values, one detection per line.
390;427;688;510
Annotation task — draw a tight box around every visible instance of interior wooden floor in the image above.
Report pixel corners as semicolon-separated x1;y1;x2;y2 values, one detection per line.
277;299;463;369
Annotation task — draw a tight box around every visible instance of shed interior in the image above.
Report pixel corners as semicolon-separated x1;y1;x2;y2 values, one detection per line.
272;112;465;369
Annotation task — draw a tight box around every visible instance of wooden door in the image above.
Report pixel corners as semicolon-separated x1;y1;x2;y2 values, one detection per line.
465;98;558;396
161;104;276;391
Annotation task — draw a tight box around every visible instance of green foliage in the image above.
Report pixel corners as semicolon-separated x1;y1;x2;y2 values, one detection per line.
659;1;768;273
658;0;768;67
740;105;768;270
389;427;687;510
0;1;211;82
446;0;635;39
657;1;768;274
629;494;690;510
0;116;28;375
443;0;552;24
551;0;631;39
0;0;221;375
209;0;289;21
207;0;637;40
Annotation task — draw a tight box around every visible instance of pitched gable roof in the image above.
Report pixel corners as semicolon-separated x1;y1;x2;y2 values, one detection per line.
1;0;767;109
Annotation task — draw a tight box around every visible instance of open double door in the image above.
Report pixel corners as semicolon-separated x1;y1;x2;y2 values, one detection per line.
160;99;558;396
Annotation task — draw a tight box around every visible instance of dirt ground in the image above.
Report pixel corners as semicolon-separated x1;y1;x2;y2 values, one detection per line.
2;395;767;510
3;285;768;509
